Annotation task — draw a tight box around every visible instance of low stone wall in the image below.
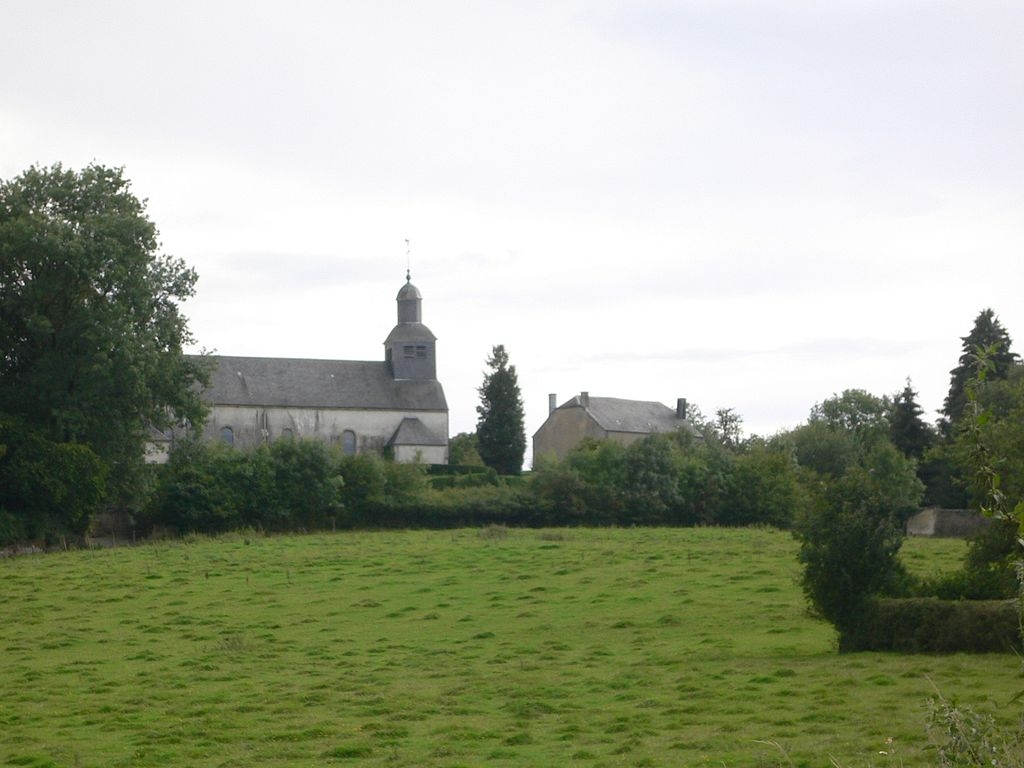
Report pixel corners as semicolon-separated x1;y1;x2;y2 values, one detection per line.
906;508;991;538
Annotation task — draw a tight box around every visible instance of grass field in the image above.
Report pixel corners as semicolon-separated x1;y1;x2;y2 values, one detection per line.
0;527;1017;767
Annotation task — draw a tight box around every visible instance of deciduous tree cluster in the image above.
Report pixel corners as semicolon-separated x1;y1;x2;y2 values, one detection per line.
0;164;207;544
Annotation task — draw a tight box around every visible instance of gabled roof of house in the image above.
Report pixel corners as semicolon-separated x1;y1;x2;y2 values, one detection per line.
560;395;688;435
196;355;448;411
390;416;447;447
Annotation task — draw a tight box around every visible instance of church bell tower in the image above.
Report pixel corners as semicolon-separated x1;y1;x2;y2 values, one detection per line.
384;271;437;380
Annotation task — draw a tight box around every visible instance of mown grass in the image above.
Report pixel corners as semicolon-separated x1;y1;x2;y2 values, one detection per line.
0;528;1016;767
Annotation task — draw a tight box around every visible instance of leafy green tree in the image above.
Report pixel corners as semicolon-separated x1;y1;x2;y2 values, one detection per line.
795;440;921;639
621;433;686;524
146;438;344;534
888;379;935;460
263;440;343;530
529;438;627;523
720;446;804;528
923;340;1023;508
795;493;908;642
336;451;426;522
941;308;1018;431
784;420;859;478
973;368;1024;506
475;345;526;475
710;407;744;450
810;389;892;447
564;437;627;490
919;347;1024;610
448;432;485;467
0;416;106;544
529;462;592;521
145;439;246;534
0;163;208;517
788;393;924;642
785;389;897;479
918;440;970;509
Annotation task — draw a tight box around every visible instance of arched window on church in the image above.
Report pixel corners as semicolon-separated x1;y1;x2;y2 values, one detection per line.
342;430;357;455
220;426;234;446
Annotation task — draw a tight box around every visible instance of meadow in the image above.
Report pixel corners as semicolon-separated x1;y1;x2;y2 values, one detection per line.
0;527;1018;767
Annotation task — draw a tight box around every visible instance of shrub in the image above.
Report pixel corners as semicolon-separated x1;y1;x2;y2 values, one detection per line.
146;439;346;534
340;484;534;529
720;447;803;528
621;434;685;524
843;597;1021;653
263;440;342;530
0;417;107;544
530;440;626;524
144;439;247;534
428;467;499;491
795;498;908;637
793;435;923;637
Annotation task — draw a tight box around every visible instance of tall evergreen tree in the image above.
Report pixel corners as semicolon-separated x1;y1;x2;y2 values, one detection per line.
475;345;526;475
941;308;1018;431
889;379;934;460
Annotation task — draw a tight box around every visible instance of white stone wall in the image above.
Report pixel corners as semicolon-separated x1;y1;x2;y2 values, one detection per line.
202;404;448;462
394;444;447;465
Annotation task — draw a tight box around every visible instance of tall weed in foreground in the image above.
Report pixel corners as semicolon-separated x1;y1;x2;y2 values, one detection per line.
926;690;1023;767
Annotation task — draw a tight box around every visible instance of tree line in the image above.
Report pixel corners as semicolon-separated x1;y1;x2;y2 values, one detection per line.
2;162;1022;572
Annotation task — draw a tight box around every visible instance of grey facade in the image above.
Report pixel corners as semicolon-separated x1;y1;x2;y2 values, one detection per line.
193;274;448;463
533;391;695;462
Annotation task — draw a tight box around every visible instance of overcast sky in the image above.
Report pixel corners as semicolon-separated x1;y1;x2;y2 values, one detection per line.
3;1;1023;461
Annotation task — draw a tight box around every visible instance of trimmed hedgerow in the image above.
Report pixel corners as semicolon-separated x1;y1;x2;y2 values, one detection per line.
841;597;1021;653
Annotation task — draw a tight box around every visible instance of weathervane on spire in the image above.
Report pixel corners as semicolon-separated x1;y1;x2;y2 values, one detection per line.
405;238;411;282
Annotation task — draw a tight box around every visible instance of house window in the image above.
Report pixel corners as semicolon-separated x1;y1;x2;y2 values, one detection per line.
403;345;427;359
220;426;234;446
342;430;357;455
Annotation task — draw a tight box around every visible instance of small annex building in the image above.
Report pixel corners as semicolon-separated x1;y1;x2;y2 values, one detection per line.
192;273;449;464
533;391;696;462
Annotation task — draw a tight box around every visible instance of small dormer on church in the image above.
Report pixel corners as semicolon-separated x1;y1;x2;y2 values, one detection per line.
384;271;438;380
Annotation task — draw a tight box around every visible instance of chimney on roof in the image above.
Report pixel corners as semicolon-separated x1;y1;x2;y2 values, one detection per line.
580;391;590;408
677;398;688;420
548;393;557;415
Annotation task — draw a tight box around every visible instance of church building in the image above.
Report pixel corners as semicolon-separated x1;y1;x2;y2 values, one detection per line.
193;273;449;463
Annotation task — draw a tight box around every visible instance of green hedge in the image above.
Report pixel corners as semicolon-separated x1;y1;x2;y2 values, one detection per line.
840;597;1021;653
340;485;549;529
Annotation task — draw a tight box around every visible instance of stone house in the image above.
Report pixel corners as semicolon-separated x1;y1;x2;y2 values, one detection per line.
532;391;696;462
191;273;448;464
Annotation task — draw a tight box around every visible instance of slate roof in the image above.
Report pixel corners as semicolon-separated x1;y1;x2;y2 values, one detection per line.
561;395;688;435
197;355;448;411
384;322;437;345
390;417;447;446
